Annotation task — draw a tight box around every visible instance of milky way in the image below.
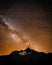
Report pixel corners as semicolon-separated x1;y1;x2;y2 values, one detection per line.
0;1;52;55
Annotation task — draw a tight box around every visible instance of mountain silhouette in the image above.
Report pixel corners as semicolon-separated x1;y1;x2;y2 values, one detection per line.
0;48;52;65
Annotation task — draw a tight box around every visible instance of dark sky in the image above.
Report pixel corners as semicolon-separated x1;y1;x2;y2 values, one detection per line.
0;0;52;55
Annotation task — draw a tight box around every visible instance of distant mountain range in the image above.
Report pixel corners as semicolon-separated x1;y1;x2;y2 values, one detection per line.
0;48;52;65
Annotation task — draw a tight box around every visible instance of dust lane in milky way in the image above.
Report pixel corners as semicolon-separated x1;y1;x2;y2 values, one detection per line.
0;1;52;55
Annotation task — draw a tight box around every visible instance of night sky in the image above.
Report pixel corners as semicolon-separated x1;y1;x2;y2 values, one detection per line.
0;0;52;55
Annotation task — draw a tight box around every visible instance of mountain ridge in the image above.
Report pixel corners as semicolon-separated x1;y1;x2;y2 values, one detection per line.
0;48;52;65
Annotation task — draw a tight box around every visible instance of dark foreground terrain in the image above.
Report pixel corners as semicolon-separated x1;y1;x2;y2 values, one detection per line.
0;48;52;65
